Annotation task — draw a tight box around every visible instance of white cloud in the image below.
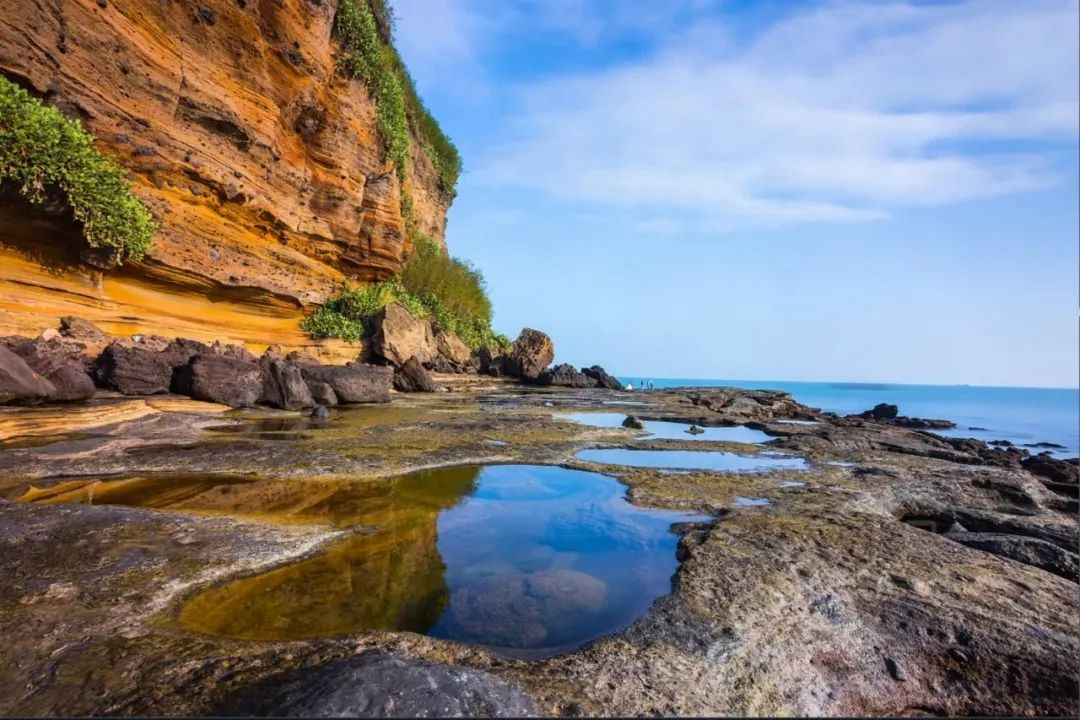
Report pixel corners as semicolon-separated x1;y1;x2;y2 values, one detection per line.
459;0;1080;229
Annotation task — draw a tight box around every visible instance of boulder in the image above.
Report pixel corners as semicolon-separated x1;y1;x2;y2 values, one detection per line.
0;346;54;404
158;338;212;370
93;342;173;395
504;328;554;381
859;403;899;420
623;415;645;430
173;354;262;408
2;337;94;402
306;380;338;407
582;365;623;390
260;358;314;410
434;330;471;367
370;302;435;367
301;363;392;404
477;346;506;377
539;363;595;388
393;356;437;393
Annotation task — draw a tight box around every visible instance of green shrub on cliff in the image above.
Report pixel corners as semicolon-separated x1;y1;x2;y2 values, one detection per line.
301;239;505;351
333;0;461;198
0;75;155;263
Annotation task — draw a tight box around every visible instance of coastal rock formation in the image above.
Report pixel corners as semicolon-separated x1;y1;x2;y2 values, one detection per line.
1;336;95;402
434;330;471;368
505;329;554;381
93;343;174;395
0;0;450;351
850;404;956;429
539;363;594;388
393;356;436;393
173;355;262;408
371;303;435;367
300;363;392;404
583;365;623;390
259;358;315;411
0;346;54;404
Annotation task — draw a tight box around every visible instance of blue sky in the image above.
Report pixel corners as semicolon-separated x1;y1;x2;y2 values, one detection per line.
391;0;1080;387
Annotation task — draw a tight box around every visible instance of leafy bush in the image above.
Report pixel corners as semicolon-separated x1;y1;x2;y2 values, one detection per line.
300;304;365;342
301;241;506;352
0;75;155;263
333;0;461;198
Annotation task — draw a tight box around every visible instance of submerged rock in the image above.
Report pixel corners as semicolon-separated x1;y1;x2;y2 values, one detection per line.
686;424;705;435
217;653;537;718
393;356;436;393
310;404;331;420
504;328;554;381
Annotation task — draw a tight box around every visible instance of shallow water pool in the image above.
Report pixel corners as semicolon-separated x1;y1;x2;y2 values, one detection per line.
576;448;809;472
164;465;708;659
556;412;772;443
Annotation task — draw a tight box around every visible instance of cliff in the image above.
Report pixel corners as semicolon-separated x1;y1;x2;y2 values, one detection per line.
0;0;452;354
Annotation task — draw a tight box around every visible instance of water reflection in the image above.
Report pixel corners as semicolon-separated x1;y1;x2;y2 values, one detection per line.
43;465;708;659
557;412;771;443
577;448;809;472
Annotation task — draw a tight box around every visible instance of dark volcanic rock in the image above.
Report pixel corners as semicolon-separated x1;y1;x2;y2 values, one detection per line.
623;415;645;429
860;403;899;420
893;417;956;429
1025;442;1067;450
393;356;436;393
478;347;506;377
2;337;94;402
1022;454;1079;486
217;653;537;718
0;346;54;404
582;365;623;390
504;328;554;381
174;354;262;408
539;363;595;388
306;380;338;407
946;530;1079;582
301;363;392;404
259;359;314;410
158;338;212;370
93;342;173;395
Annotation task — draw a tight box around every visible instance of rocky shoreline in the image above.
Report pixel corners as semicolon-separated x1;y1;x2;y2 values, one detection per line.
1;346;1077;716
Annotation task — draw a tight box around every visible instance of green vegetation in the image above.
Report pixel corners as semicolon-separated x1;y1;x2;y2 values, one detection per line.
302;239;509;352
0;75;155;264
333;0;462;198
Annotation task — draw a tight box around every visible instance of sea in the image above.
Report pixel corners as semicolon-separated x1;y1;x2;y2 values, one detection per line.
615;378;1080;458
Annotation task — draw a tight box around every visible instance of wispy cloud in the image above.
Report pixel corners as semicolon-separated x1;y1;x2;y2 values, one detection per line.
412;0;1079;230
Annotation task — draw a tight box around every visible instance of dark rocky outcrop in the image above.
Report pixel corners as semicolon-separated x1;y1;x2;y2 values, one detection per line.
851;403;955;429
2;337;94;402
0;346;54;404
259;358;314;411
93;343;173;395
393;357;436;393
306;380;339;407
217;653;536;718
301;363;392;404
539;363;595;388
946;530;1079;582
623;415;645;430
505;328;554;381
1022;454;1079;486
58;316;111;357
860;403;899;420
173;354;262;408
478;346;506;377
582;365;623;390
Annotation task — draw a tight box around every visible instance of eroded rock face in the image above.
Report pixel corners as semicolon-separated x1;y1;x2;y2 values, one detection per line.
218;653;537;718
371;303;436;367
301;363;392;404
505;329;554;381
0;0;451;347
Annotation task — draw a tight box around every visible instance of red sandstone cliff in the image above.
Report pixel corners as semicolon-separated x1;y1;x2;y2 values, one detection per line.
0;0;451;355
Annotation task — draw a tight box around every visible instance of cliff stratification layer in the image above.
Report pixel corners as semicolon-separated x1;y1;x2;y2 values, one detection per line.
0;0;450;351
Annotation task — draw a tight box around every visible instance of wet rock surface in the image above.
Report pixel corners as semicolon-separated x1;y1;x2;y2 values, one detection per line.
217;653;537;718
0;382;1076;717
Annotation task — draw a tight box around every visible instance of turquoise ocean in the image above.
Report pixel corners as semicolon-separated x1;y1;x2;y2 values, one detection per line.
615;378;1080;458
